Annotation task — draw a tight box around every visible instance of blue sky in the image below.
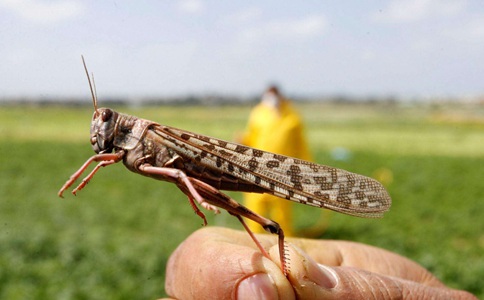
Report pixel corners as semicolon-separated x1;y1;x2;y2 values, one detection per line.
1;0;484;99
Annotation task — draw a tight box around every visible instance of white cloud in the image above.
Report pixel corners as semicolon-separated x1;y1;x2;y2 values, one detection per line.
178;0;204;14
372;0;466;23
222;7;262;25
0;0;84;24
242;15;327;42
444;16;484;40
360;48;376;61
466;18;484;38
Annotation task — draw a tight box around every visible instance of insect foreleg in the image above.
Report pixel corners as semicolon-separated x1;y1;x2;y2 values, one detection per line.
58;151;125;197
72;159;119;195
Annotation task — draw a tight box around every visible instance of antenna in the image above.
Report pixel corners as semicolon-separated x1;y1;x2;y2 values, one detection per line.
81;55;98;113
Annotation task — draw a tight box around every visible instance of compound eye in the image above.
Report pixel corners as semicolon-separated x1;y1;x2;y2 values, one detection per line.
101;109;113;122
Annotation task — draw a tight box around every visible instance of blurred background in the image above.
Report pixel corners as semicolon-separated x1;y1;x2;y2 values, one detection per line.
0;1;483;299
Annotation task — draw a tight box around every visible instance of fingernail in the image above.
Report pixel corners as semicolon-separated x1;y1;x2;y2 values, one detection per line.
237;273;279;300
311;264;338;289
291;245;338;289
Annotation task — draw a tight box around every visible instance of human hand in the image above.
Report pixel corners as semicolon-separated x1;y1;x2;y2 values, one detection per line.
160;227;476;300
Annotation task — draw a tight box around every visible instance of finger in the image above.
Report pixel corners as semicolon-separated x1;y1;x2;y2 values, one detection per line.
165;227;295;300
282;244;477;300
289;238;445;287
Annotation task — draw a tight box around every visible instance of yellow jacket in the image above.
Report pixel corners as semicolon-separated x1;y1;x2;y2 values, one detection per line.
241;99;311;236
241;100;311;161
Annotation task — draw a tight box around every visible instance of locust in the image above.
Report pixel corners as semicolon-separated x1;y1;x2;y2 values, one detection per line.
58;56;392;275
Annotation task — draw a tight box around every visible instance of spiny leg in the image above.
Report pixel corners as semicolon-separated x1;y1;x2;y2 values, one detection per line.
187;177;289;275
136;164;289;274
231;213;271;259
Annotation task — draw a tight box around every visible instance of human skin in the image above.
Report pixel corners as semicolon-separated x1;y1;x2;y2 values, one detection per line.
160;227;477;300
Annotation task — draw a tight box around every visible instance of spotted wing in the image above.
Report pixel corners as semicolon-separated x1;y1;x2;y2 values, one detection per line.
155;125;391;218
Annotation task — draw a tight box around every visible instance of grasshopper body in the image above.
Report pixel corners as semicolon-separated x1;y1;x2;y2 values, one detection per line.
59;57;391;275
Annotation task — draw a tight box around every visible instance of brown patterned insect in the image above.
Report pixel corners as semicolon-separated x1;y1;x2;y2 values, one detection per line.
58;56;391;275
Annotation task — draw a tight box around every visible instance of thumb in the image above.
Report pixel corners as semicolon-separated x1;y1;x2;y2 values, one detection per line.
274;244;476;300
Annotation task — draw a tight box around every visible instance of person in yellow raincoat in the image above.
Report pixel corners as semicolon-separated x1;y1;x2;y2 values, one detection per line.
239;85;312;236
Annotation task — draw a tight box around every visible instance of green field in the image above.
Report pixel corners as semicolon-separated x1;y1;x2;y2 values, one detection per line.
1;102;483;299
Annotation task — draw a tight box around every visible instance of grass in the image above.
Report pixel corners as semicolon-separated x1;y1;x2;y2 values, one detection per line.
0;102;483;299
